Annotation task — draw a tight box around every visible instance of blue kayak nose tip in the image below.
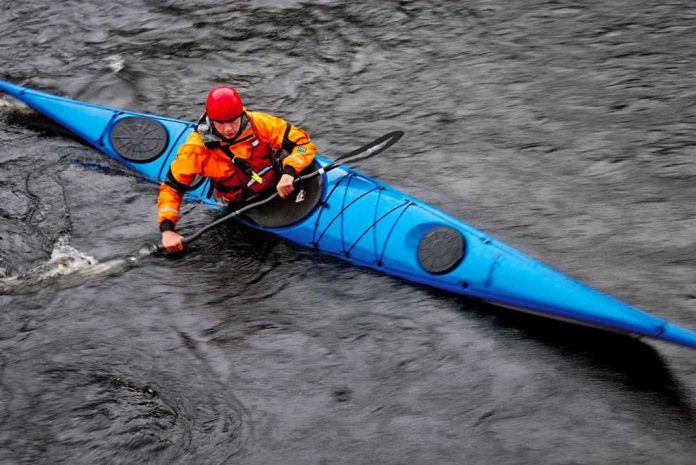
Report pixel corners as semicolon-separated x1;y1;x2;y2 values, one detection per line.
657;322;696;350
0;79;27;98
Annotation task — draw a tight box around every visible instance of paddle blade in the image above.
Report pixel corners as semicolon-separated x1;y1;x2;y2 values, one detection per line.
333;130;404;166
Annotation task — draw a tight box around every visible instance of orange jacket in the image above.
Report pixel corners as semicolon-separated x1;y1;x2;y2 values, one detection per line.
158;110;316;230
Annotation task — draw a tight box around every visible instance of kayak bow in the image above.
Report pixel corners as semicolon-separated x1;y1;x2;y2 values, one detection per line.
2;79;695;351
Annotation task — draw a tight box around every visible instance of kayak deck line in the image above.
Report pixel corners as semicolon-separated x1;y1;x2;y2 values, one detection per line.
2;78;696;351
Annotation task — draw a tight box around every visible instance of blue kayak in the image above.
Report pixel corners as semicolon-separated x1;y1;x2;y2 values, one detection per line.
2;79;696;350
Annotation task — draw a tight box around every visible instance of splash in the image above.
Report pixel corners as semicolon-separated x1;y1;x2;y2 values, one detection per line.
0;235;158;295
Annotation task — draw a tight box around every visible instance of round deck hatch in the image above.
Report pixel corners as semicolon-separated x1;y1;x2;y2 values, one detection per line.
417;226;465;274
110;116;169;163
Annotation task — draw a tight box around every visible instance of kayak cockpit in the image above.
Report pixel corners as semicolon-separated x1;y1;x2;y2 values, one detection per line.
241;162;324;228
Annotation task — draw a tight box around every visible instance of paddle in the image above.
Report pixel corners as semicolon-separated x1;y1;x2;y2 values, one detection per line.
0;131;404;295
155;130;404;253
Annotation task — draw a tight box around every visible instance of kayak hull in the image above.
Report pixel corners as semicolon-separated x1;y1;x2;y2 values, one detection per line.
3;79;695;350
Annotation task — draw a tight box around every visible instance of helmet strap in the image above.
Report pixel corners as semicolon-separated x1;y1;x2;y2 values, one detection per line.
197;114;220;148
197;112;248;148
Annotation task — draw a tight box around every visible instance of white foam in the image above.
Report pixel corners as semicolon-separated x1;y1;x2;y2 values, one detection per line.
1;235;97;287
106;55;125;73
0;95;30;111
0;234;163;295
36;235;99;280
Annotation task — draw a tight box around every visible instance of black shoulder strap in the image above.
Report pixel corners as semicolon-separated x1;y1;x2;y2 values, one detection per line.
219;145;254;178
281;120;296;153
164;168;191;194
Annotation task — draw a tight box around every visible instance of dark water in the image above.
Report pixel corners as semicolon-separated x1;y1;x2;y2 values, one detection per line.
2;1;696;463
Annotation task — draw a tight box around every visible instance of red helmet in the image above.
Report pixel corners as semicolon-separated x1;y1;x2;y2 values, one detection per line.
206;85;244;121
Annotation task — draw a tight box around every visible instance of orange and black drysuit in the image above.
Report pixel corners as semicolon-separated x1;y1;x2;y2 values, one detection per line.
158;109;316;231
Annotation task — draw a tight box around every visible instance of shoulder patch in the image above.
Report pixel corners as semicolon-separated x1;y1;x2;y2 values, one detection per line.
297;147;307;154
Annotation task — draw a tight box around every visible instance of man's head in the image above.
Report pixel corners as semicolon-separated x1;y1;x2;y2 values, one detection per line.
206;85;244;140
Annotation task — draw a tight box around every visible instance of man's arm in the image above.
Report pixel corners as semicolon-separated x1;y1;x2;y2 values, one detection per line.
248;111;317;175
278;122;317;177
157;145;201;251
158;180;187;252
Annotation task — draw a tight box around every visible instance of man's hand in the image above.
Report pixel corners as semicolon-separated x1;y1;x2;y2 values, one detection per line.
276;173;295;198
161;230;185;253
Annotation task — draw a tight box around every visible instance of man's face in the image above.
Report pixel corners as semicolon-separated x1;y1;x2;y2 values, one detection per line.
212;117;242;139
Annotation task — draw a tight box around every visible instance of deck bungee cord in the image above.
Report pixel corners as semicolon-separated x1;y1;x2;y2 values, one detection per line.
308;172;415;267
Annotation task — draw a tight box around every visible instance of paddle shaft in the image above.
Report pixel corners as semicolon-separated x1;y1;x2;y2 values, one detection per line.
178;158;343;246
158;131;404;252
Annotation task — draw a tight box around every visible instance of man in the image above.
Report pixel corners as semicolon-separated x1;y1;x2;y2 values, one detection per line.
158;85;316;252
